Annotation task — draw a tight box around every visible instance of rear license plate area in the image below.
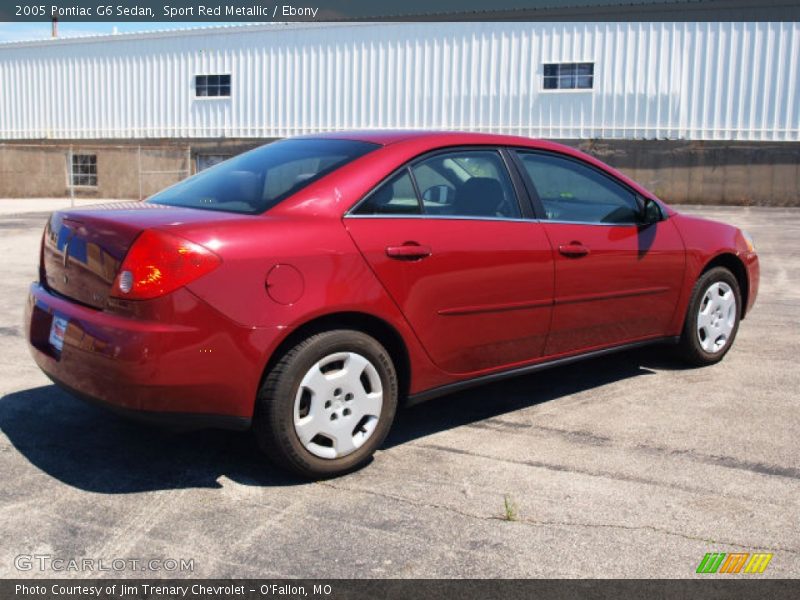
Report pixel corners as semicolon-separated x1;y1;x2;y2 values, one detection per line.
48;315;69;353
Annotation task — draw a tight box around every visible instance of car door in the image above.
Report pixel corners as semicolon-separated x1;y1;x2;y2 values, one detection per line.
344;148;554;375
511;150;685;356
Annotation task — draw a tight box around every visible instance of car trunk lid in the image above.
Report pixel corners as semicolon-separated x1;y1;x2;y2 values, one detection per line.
41;202;243;309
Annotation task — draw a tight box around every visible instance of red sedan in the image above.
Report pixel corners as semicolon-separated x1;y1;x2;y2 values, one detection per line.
25;131;759;478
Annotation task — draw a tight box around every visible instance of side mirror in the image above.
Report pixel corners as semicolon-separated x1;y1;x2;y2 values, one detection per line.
639;196;663;225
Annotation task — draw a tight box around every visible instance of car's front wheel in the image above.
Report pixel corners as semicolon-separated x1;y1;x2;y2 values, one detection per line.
253;329;398;478
677;266;742;366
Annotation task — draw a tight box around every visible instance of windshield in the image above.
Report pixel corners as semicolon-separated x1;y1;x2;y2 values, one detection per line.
148;139;379;214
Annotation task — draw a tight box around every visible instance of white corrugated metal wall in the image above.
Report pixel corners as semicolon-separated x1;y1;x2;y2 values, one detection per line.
0;21;798;141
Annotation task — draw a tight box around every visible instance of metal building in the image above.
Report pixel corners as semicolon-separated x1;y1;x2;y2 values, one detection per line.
0;21;798;203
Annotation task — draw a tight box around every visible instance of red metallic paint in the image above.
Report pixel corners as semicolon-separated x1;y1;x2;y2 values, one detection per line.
265;264;305;305
664;212;760;334
25;131;759;425
344;217;554;374
541;218;686;355
26;285;272;418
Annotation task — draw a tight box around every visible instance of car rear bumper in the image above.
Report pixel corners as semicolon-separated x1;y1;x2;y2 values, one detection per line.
44;371;251;431
25;282;272;429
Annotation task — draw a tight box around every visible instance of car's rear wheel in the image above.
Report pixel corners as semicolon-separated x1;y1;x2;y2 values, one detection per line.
253;329;398;478
677;266;741;366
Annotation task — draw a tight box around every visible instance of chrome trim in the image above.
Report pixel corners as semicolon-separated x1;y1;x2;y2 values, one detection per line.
343;214;535;223
542;219;644;227
343;214;666;227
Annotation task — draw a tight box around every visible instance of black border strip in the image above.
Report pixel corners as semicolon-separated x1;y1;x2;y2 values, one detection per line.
2;0;799;23
3;578;800;599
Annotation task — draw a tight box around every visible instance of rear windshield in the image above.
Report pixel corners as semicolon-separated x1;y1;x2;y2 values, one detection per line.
147;139;379;214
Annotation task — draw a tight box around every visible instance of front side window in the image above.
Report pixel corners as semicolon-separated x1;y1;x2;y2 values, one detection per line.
516;151;641;224
71;154;97;187
195;74;231;97
543;62;594;90
149;139;378;214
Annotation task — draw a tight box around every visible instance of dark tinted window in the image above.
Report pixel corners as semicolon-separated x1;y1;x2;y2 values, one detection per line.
195;74;231;97
517;151;641;224
71;154;97;187
543;62;594;90
355;170;421;215
412;150;520;218
149;139;378;214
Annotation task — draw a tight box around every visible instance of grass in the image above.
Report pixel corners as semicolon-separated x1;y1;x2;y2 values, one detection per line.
502;494;518;522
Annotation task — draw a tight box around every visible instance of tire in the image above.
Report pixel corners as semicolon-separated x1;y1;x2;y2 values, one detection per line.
677;266;742;366
253;329;398;479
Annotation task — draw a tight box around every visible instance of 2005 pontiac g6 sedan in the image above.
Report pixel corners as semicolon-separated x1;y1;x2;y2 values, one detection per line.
26;131;759;478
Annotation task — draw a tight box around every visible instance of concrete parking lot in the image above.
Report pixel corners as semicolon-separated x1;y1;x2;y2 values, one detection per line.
0;200;797;578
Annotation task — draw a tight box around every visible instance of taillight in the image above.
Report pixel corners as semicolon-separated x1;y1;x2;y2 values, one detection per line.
110;229;221;300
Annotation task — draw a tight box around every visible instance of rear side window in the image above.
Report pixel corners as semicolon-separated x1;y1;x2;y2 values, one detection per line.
516;151;641;224
355;170;421;215
148;139;378;214
413;150;519;218
354;149;521;219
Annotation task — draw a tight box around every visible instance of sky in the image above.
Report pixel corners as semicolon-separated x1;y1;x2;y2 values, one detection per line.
0;22;235;43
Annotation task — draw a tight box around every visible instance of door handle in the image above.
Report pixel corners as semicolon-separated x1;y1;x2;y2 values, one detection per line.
385;243;432;260
558;242;589;258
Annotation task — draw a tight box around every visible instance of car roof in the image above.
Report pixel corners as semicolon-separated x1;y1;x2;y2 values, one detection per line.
297;129;548;148
278;129;674;218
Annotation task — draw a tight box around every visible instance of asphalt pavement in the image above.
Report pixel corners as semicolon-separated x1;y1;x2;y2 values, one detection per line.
0;201;797;578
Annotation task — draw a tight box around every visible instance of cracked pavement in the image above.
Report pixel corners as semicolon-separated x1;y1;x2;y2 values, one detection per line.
0;200;797;578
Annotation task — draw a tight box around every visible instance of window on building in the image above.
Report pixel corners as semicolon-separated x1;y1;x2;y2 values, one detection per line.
543;63;594;90
195;74;231;97
71;154;97;187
